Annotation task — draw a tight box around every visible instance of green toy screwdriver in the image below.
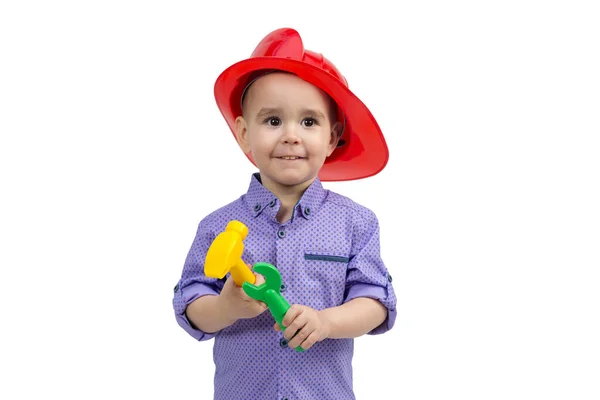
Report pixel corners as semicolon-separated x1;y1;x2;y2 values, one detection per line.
242;262;305;353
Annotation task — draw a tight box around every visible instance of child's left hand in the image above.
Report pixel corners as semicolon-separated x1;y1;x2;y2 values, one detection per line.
274;305;331;351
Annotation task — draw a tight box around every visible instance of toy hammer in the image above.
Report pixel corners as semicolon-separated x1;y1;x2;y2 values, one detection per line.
204;220;255;286
243;262;305;353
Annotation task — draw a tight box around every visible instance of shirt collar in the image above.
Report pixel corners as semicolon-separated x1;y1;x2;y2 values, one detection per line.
245;173;276;217
244;173;327;220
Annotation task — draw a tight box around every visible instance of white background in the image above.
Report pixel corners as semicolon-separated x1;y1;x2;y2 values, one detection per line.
1;1;599;399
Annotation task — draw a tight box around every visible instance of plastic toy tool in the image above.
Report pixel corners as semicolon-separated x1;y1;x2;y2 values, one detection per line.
204;220;255;286
243;262;305;353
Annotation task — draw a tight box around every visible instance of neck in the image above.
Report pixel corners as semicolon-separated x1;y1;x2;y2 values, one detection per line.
276;191;304;222
259;175;315;223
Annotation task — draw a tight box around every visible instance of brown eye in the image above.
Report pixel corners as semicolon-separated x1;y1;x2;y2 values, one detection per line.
267;117;281;126
302;118;316;127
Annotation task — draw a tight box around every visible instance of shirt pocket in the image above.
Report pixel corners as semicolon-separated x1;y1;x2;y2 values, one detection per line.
304;253;351;263
296;250;351;308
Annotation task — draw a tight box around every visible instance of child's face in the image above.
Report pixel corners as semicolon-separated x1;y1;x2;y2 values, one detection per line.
235;72;340;192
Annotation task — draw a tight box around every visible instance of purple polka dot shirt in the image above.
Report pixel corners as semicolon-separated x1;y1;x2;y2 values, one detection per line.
173;173;397;400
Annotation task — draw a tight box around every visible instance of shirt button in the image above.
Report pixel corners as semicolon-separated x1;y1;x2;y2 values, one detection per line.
280;338;288;348
254;203;261;212
388;274;393;283
269;200;276;207
173;283;179;293
277;229;286;238
304;206;311;215
280;283;287;292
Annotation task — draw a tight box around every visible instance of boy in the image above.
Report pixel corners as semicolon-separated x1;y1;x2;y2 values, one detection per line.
173;27;397;400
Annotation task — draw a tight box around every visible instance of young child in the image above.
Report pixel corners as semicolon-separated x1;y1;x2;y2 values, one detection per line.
173;27;397;400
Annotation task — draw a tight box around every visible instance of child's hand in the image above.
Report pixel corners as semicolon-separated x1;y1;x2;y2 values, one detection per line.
218;266;268;322
274;305;331;351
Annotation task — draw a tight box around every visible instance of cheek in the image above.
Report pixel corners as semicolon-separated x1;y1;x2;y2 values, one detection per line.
248;131;276;155
307;134;333;155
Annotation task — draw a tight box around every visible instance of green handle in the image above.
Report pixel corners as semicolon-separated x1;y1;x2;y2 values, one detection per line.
264;290;304;353
242;262;304;353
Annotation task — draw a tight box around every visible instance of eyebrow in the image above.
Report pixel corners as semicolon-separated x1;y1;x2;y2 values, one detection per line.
256;107;282;120
301;108;327;120
255;107;327;120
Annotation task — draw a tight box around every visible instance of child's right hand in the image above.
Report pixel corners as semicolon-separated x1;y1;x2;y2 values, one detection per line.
217;266;268;322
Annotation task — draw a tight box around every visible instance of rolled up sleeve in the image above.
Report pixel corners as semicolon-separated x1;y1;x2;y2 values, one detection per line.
344;210;397;335
172;220;223;341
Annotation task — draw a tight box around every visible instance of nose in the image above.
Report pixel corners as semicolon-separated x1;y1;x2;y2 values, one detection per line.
280;123;301;145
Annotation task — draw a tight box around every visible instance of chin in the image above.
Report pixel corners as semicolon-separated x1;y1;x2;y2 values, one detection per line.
273;171;315;187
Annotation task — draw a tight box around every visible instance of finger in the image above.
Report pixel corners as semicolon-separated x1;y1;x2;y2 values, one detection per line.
222;273;234;287
274;322;281;331
284;313;309;341
281;305;302;328
287;323;312;349
254;272;265;285
240;274;264;299
245;263;264;283
299;331;320;351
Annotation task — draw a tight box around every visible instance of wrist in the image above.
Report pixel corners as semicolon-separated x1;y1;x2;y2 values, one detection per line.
319;309;334;339
216;295;238;326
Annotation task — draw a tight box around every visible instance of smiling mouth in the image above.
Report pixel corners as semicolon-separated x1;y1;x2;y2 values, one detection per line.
277;156;304;160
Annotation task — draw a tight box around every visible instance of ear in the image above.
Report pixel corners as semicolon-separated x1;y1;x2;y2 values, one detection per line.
234;116;251;153
326;121;343;156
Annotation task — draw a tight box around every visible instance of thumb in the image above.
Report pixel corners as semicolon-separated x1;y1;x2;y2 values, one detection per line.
247;263;265;284
254;272;266;286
